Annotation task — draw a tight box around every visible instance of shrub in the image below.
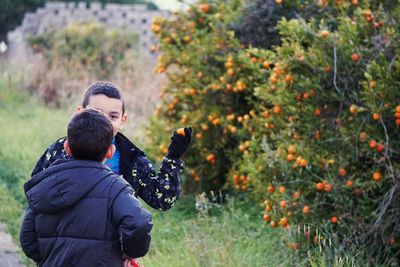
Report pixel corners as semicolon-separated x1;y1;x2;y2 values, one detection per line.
27;21;138;106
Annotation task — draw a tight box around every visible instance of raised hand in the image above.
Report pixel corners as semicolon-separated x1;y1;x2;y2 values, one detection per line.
166;127;193;159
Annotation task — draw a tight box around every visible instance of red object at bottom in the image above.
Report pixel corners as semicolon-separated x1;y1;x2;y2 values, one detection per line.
125;259;142;267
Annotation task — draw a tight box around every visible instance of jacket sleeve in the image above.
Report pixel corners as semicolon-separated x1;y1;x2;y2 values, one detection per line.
19;207;41;263
31;138;67;177
133;155;184;211
111;188;153;258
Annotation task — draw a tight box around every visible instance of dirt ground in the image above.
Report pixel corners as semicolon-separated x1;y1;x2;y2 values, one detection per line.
0;224;25;267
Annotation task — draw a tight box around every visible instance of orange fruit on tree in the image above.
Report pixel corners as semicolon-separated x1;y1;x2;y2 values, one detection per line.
376;144;385;153
206;154;216;164
338;168;347;177
292;191;301;199
279;217;289;227
279;186;286;193
284;74;293;83
351;53;360;62
263;214;271;222
199;4;209;13
372;171;382;182
232;174;239;184
369;139;377;148
349;105;357;114
303;206;310;214
270;74;278;84
324;183;332;192
331;216;338;224
287;154;295;161
299;159;308;167
270;221;277;228
181;115;189;124
273;105;283;114
314;130;321;140
359;132;367;141
369;80;377;88
288;145;297;154
280;200;287;209
345;180;353;187
316;182;324;191
320;30;330;38
364;10;372;17
323;66;332;73
183;36;191;43
372;113;381;120
267;185;275;193
266;204;273;212
225;61;234;69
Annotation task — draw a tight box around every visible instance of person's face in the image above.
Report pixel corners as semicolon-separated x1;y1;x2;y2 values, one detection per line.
78;94;128;136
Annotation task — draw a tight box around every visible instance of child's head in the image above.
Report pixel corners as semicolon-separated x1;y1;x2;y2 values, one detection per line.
64;108;115;162
78;81;128;136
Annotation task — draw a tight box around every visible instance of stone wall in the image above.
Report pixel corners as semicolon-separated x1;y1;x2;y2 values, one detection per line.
7;2;167;61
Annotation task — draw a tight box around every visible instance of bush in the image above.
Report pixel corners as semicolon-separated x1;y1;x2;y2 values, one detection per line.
27;21;138;106
29;21;137;78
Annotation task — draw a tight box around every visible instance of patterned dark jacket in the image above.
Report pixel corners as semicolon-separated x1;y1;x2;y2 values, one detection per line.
31;132;184;211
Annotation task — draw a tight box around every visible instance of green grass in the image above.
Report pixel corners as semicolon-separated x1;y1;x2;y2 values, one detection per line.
0;70;73;265
142;196;293;267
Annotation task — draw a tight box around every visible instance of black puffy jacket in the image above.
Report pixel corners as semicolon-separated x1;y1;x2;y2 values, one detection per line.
20;159;152;267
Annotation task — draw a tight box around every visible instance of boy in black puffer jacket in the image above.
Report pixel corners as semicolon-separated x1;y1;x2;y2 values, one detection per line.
20;109;152;267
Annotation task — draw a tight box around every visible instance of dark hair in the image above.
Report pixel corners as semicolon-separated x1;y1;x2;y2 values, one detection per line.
67;109;114;162
82;81;125;114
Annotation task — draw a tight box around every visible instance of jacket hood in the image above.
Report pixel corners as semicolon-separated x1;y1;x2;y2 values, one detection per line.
24;159;114;214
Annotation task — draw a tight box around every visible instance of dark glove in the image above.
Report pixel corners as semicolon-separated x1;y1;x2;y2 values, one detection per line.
166;127;192;159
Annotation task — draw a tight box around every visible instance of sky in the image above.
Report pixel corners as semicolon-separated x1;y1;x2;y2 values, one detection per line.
152;0;190;11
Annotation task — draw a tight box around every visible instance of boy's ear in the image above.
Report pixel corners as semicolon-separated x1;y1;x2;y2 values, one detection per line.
76;106;82;112
105;144;116;160
63;140;72;156
120;113;128;128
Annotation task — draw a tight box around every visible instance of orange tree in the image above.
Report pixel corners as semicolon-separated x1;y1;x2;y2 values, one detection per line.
235;0;400;261
147;0;400;261
147;0;307;192
147;0;255;193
